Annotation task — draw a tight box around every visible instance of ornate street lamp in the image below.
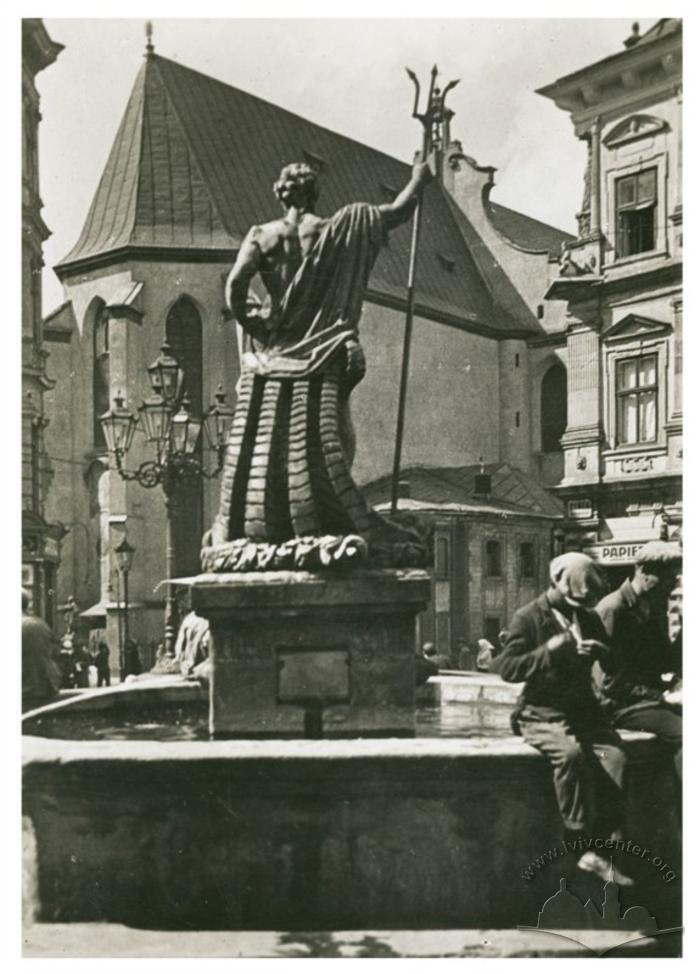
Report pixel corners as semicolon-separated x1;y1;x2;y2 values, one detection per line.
101;339;234;660
203;384;236;453
114;536;136;681
171;396;202;456
100;394;137;457
147;342;182;403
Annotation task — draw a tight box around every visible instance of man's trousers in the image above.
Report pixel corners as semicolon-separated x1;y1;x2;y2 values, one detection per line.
518;706;627;839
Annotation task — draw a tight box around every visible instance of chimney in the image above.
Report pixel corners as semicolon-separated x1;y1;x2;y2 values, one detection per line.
474;458;491;498
623;22;641;48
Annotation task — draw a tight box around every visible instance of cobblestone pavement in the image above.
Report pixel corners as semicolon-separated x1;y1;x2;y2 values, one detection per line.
23;924;679;958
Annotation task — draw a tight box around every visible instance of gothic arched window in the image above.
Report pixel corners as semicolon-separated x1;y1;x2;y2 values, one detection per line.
166;297;204;575
93;305;110;449
541;363;567;453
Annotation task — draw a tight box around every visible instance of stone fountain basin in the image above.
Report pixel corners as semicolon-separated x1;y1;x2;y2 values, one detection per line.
23;677;680;933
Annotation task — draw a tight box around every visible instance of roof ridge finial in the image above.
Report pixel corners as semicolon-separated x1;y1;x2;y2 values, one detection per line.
145;20;154;57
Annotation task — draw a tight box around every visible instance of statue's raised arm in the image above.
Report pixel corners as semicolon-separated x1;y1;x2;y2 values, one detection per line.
378;160;433;229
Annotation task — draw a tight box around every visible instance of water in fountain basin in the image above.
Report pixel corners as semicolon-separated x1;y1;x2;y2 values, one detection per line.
22;698;513;740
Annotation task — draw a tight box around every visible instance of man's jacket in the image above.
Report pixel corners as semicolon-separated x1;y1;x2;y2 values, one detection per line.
22;614;61;709
494;590;609;726
594;579;681;717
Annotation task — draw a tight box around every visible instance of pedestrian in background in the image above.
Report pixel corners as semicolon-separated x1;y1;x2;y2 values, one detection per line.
95;640;111;687
125;638;143;677
415;642;438;686
457;639;475;671
73;639;91;689
22;588;61;710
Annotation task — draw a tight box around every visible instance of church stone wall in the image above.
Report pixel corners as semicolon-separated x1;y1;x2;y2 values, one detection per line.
353;303;501;485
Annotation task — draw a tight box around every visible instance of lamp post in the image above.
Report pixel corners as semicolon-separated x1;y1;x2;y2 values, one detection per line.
114;536;136;680
59;595;77;637
100;342;234;660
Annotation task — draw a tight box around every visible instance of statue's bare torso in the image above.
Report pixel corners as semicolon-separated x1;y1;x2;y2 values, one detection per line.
248;212;328;306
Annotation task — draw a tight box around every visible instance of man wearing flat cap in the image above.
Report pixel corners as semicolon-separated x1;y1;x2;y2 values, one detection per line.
494;552;632;884
594;541;682;783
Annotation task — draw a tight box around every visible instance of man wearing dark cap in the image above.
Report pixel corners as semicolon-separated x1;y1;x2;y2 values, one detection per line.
594;541;682;781
494;552;632;884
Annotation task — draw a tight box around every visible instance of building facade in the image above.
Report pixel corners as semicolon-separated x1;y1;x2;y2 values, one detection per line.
22;19;65;624
43;36;585;668
364;463;563;655
538;18;682;588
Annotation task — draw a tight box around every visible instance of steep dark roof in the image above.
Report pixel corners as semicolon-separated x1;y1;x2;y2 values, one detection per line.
56;53;552;337
488;202;574;258
43;300;76;342
362;462;564;519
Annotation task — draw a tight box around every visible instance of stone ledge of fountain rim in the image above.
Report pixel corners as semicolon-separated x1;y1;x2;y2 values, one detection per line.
22;730;680;933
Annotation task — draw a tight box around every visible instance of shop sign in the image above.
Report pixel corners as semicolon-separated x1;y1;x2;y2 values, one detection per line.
584;542;644;564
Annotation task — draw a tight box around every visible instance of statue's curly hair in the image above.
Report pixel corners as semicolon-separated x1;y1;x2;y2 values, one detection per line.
273;162;319;208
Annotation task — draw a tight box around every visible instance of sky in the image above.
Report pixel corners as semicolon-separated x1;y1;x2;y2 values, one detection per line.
37;17;656;313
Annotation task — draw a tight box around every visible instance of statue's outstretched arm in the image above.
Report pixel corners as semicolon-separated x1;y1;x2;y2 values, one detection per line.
378;160;433;230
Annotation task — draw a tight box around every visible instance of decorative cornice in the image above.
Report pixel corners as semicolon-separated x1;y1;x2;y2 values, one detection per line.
547;260;681;307
602;312;671;343
526;332;567;349
54;244;237;280
603;113;668;148
536;27;681;116
602;261;682;295
560;424;605;449
545;275;603;302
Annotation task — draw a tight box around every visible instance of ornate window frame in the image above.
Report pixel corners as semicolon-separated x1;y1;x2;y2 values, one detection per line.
602;315;670;456
604;150;668;267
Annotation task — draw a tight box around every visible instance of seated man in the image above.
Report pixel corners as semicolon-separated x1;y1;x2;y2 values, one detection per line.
415;644;438;687
494;552;632;884
594;541;682;782
173;609;210;678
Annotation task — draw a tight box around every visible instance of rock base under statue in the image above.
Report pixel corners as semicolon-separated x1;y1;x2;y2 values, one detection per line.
188;569;430;739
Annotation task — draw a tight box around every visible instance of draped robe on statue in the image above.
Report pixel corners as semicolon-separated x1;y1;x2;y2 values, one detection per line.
202;202;426;572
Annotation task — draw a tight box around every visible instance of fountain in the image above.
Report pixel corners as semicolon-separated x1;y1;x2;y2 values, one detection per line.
22;151;680;949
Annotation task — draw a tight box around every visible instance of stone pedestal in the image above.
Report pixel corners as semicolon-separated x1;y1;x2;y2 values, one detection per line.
189;569;430;739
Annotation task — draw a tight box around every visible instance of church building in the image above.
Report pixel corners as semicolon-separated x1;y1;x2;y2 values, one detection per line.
43;31;608;665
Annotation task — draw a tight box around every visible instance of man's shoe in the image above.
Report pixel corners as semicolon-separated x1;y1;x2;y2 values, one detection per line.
577;851;634;886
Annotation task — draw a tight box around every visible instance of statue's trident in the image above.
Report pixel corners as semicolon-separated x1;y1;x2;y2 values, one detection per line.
390;67;459;515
